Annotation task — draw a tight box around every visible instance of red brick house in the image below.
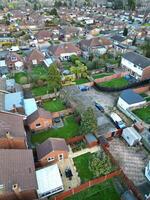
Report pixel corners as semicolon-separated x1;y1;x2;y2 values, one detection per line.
26;108;52;132
0;149;38;200
0;111;27;149
36;138;69;166
5;52;24;71
25;49;45;67
35;30;52;43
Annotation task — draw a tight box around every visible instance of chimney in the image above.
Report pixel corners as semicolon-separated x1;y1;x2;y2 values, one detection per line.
6;132;14;149
12;184;23;200
13;104;17;113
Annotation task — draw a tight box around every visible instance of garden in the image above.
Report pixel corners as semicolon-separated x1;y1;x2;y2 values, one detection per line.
65;178;120;200
70;140;87;153
92;72;114;80
31;115;80;144
73;151;116;183
132;106;150;124
42;98;66;112
98;77;128;88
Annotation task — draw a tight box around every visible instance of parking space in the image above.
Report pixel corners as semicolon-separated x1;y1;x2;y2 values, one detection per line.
109;138;150;186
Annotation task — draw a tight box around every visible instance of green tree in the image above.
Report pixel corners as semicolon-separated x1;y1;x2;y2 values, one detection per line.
50;8;58;16
123;27;128;36
54;1;62;7
128;0;136;11
141;39;150;58
48;63;61;94
80;107;97;135
132;36;137;46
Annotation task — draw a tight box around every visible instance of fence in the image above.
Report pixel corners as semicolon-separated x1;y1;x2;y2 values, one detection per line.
52;170;122;200
133;85;150;94
66;135;84;145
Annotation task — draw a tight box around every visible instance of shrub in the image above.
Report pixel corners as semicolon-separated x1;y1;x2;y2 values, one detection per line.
19;76;28;84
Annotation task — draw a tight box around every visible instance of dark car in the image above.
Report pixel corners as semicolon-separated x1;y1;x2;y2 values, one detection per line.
95;102;104;112
78;85;90;91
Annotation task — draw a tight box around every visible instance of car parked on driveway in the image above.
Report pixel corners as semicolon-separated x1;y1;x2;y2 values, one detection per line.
78;85;90;92
94;101;104;112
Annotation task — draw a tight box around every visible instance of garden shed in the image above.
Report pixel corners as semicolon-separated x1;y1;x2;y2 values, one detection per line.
85;133;98;148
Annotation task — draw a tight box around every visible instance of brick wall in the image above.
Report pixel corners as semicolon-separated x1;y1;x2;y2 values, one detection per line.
133;85;150;94
66;135;84;145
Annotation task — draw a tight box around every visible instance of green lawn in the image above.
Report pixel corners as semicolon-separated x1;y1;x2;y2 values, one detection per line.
92;73;114;80
31;115;80;144
99;77;128;88
31;85;53;97
75;78;89;84
14;72;28;84
43;99;66;112
31;65;47;77
65;179;120;200
132;106;150;124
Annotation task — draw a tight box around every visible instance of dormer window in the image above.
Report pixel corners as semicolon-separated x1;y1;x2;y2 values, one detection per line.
11;56;17;62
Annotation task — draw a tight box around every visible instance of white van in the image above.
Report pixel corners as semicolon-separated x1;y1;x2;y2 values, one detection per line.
110;112;126;129
9;46;20;52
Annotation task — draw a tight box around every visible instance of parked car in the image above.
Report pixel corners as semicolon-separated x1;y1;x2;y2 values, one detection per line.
78;85;90;91
110;112;126;129
94;101;104;112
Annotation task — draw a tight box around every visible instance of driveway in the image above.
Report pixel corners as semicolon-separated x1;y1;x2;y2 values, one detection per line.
109;138;150;187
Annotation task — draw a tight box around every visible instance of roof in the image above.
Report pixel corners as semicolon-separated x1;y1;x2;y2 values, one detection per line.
120;89;145;105
0;60;6;67
36;164;63;197
24;98;38;116
5;91;23;111
27;108;52;124
0;78;6;90
123;52;150;68
85;133;97;143
0;111;25;138
26;49;45;63
36;138;69;160
111;35;125;42
121;190;137;200
43;58;53;67
0;149;37;192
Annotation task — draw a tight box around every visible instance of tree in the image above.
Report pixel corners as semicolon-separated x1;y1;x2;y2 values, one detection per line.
132;36;137;46
128;0;136;11
54;1;62;8
123;27;128;36
50;8;58;16
80;107;97;135
48;63;61;94
141;39;150;58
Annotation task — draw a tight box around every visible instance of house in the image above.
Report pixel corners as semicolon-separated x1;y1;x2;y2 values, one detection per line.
0;111;27;149
49;43;81;61
0;149;38;200
111;35;132;45
26;108;52;131
121;127;142;146
5;91;24;114
117;89;146;110
5;52;24;71
121;52;150;80
35;30;52;43
36;138;69;165
36;164;64;198
121;190;137;200
79;37;112;56
145;161;150;182
26;49;45;67
0;60;8;75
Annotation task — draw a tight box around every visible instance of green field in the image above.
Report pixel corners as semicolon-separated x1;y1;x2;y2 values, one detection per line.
133;106;150;124
65;179;120;200
31;85;53;97
98;77;128;88
75;78;89;84
31;115;80;144
43;99;66;112
92;73;114;80
14;72;28;84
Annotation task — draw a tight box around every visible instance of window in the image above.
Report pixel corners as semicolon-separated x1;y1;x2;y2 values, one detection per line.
36;123;41;128
58;154;63;160
11;56;17;61
32;59;37;65
47;157;55;162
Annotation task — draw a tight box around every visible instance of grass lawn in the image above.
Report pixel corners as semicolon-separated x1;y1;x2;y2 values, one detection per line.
75;78;89;84
14;72;28;84
99;77;128;88
65;179;120;200
31;65;47;77
31;85;53;97
31;115;80;144
132;106;150;124
43;99;66;112
92;73;114;80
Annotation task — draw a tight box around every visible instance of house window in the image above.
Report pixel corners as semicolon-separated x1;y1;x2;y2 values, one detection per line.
11;56;17;61
36;123;41;128
32;59;37;65
47;157;55;162
58;154;63;160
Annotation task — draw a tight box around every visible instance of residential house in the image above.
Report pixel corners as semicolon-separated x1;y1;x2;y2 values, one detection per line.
5;52;24;71
0;111;27;149
49;43;81;61
121;52;150;80
36;164;64;198
0;149;38;200
36;138;69;166
25;49;45;67
0;60;8;75
26;108;52;131
117;89;146;110
35;30;52;43
79;37;112;56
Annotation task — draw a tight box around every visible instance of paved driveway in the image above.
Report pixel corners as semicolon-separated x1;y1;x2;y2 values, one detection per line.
109;138;150;186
